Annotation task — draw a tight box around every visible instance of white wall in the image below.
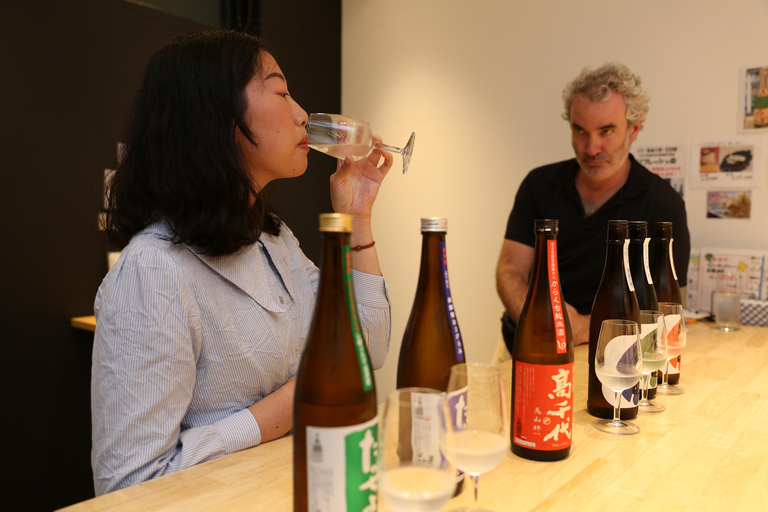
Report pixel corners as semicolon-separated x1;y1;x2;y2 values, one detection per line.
341;0;768;401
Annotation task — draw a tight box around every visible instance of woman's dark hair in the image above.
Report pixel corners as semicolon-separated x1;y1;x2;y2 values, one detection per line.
106;29;281;255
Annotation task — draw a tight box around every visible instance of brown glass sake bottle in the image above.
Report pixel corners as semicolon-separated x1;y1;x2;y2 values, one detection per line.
628;221;660;399
397;217;466;389
293;213;378;512
397;217;466;494
588;220;641;419
511;219;574;461
650;221;683;385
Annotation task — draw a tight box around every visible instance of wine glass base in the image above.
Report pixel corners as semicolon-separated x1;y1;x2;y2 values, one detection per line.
656;384;685;395
638;399;665;413
592;419;641;435
401;132;415;174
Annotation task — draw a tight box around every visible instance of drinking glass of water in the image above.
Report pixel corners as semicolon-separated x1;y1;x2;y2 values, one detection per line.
306;113;415;173
379;388;457;512
656;302;687;396
638;310;667;413
713;272;741;332
446;363;507;512
593;320;643;435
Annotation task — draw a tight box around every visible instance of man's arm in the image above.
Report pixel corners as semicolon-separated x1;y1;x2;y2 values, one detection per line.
496;239;534;324
496;239;590;345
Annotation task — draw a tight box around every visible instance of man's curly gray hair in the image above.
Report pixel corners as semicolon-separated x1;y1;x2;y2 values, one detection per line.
562;62;650;126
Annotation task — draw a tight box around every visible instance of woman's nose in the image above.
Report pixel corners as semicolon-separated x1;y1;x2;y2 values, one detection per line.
294;102;308;127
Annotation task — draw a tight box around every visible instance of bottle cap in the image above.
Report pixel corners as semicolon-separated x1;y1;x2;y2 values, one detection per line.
421;217;447;232
628;220;647;239
654;221;673;238
534;219;558;233
319;213;353;233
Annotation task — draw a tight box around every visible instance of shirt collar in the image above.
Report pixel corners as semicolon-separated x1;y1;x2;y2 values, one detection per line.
147;222;294;313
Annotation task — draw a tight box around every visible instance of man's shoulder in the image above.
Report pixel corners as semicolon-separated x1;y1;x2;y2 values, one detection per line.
523;158;578;186
629;158;686;206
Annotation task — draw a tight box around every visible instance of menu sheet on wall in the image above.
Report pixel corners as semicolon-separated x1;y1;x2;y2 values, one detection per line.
691;247;768;313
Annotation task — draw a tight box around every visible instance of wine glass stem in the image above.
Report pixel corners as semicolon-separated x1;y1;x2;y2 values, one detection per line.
662;360;670;386
612;390;622;424
374;141;403;155
641;374;650;401
470;474;480;509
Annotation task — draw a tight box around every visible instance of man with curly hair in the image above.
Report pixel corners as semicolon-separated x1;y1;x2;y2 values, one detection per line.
495;62;689;358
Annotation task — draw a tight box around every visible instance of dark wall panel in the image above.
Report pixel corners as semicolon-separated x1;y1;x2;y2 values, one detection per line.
0;1;340;510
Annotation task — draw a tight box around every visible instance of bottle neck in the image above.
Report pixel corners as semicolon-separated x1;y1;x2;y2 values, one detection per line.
418;231;447;286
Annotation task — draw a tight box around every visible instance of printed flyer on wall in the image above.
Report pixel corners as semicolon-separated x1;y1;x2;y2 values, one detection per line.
693;247;768;313
635;144;686;197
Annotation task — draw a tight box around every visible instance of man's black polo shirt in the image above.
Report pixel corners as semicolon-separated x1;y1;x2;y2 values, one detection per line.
504;154;690;316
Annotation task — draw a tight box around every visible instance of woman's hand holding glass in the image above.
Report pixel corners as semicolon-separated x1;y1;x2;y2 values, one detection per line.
446;363;507;512
379;388;457;512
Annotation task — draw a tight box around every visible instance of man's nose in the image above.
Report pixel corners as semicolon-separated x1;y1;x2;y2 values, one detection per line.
585;135;601;155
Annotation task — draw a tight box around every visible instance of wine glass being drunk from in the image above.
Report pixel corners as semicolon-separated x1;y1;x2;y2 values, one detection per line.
638;310;667;413
446;363;507;512
656;302;687;395
306;113;416;173
379;388;457;512
593;320;643;435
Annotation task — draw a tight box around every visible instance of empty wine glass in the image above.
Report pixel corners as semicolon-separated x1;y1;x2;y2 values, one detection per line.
593;320;643;435
306;113;416;173
656;302;687;396
379;388;457;512
638;310;667;413
447;363;507;512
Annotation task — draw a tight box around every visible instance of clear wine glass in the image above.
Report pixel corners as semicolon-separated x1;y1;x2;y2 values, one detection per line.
638;310;667;413
656;302;687;396
593;320;643;435
446;363;507;512
306;113;416;173
379;387;457;512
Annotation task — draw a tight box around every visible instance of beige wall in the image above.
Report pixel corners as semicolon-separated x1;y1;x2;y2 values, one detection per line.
342;0;768;401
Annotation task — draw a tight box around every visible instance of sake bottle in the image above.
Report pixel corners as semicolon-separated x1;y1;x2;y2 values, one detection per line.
293;213;378;512
397;217;466;494
628;221;660;399
650;221;683;385
397;217;466;390
588;220;641;419
511;219;574;461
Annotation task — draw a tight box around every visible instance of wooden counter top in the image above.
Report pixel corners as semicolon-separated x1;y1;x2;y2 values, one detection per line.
59;322;768;511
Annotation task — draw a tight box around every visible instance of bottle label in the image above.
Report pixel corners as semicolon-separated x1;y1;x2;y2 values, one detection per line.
600;333;640;408
306;416;379;512
343;246;374;392
669;239;678;282
623;239;635;292
643;238;653;285
409;391;443;466
440;241;465;360
513;361;574;451
547;240;568;354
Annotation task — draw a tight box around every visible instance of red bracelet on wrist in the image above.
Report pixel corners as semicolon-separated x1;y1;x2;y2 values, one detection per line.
351;241;376;251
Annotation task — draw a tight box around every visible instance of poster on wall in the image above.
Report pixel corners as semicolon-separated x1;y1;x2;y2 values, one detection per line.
706;190;751;219
738;65;768;133
694;247;768;313
689;138;765;188
635;144;686;197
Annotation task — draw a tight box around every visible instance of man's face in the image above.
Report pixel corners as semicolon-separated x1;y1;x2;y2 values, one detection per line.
569;92;641;184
